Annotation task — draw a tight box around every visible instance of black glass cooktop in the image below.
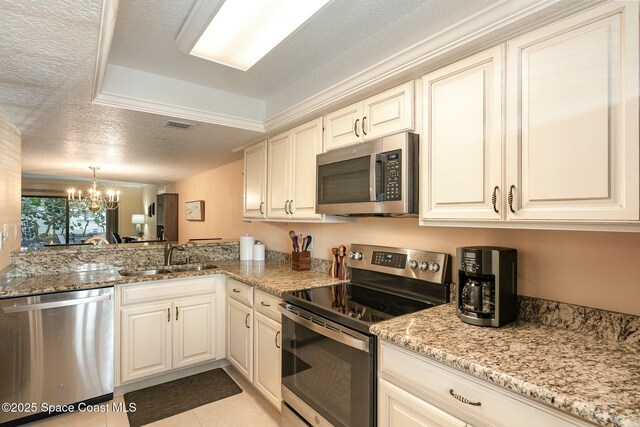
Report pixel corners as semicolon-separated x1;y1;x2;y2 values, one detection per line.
283;283;435;333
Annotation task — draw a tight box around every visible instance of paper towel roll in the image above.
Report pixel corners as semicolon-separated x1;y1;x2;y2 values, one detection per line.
253;241;265;261
240;235;254;260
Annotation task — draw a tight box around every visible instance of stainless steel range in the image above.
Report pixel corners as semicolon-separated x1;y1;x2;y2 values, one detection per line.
280;244;450;427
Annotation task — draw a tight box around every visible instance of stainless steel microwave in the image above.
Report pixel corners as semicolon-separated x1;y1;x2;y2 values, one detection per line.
316;132;418;216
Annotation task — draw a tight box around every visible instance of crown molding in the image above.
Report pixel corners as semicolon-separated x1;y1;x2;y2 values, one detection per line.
94;91;265;131
263;0;600;133
92;0;119;101
174;0;225;55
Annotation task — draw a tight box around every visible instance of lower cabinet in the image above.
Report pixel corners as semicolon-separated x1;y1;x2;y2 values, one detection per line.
227;296;253;381
379;379;467;427
253;310;281;408
226;281;282;410
116;276;225;385
379;341;592;427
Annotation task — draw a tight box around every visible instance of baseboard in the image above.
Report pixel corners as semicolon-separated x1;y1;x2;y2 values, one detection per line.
115;359;230;396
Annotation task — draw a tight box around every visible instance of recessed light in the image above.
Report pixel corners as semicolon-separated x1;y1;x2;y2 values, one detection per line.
180;0;329;71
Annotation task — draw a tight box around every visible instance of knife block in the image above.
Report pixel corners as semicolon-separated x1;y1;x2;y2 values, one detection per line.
291;251;310;271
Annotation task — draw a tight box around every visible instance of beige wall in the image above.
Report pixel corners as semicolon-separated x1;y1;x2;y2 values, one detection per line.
0;109;21;270
118;187;143;238
173;159;640;315
175;161;248;242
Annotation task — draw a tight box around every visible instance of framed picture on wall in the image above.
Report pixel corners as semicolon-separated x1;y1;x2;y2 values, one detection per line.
185;200;205;221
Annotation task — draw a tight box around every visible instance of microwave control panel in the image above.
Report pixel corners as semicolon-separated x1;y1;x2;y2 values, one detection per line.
383;150;402;200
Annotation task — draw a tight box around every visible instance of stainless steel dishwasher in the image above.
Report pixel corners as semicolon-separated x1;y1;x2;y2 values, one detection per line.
0;287;114;425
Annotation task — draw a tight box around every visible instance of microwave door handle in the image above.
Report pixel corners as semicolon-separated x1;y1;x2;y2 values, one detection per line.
370;154;383;202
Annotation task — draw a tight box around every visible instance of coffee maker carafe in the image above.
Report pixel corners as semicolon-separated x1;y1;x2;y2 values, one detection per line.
456;246;517;327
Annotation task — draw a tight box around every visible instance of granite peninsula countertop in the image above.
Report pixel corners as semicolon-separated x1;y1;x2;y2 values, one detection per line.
0;259;342;299
370;304;640;427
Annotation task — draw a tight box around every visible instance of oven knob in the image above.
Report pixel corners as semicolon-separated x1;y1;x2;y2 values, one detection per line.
354;252;363;260
348;251;354;259
419;261;429;271
429;263;440;272
409;260;418;269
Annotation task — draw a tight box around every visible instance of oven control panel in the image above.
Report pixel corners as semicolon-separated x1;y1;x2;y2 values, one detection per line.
371;251;407;269
348;244;450;284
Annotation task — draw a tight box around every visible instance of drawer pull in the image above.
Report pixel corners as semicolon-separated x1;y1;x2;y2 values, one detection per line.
260;301;271;307
232;289;241;293
449;389;481;407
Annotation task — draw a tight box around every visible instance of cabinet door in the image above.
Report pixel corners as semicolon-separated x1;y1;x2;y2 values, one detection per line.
379;379;467;427
173;296;216;369
244;141;267;219
363;81;414;140
324;102;363;151
422;47;503;221
253;311;281;409
226;297;253;382
506;1;639;221
290;118;323;220
267;131;292;219
121;303;172;383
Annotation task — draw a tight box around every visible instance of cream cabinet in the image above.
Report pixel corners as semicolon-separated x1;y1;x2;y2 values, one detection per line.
227;282;283;409
422;46;504;221
506;1;639;222
379;379;467;427
379;341;593;427
243;140;267;219
116;276;225;385
253;310;281;408
121;303;173;383
324;81;414;151
267;118;322;220
226;286;254;382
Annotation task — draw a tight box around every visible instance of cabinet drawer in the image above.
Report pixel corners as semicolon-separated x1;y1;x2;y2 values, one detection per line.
121;277;216;306
379;341;591;427
254;289;281;321
227;279;253;306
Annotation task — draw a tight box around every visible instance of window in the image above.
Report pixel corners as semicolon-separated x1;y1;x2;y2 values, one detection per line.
21;196;109;247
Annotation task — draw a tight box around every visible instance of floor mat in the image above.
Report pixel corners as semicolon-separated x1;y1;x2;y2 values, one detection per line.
124;368;242;427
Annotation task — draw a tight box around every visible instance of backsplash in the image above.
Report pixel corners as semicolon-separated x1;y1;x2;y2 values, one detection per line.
518;296;640;344
9;241;241;276
8;242;333;276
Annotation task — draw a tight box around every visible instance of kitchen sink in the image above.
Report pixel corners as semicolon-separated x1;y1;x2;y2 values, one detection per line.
119;268;171;277
170;263;218;272
119;264;218;277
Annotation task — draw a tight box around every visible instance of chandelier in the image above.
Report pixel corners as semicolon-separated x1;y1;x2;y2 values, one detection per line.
67;167;120;212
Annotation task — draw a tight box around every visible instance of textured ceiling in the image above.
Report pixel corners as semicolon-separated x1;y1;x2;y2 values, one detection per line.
0;0;260;184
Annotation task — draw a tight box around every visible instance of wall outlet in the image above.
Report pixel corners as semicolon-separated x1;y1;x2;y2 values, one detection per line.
14;224;18;240
0;232;3;249
2;225;7;243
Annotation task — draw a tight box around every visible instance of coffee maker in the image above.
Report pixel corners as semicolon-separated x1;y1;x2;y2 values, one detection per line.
456;246;517;327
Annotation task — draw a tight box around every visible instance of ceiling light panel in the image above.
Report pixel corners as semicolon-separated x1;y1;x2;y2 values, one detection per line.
190;0;329;71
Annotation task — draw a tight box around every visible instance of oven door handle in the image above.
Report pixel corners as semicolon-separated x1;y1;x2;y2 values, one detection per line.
279;304;370;353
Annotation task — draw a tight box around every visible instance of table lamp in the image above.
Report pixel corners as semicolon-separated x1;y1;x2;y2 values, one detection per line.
131;214;145;239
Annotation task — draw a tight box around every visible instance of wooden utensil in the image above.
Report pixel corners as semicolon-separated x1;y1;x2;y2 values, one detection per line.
331;247;339;278
289;230;298;251
338;245;347;280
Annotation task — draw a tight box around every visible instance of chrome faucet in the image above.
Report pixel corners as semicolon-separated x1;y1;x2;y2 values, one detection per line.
164;241;184;266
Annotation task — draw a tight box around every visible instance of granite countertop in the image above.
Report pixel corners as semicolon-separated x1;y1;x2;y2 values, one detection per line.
370;304;640;427
0;259;341;299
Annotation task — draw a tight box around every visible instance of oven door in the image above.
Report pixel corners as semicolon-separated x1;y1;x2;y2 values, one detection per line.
280;304;375;427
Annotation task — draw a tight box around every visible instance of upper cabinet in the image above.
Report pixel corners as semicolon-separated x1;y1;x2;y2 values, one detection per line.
324;82;414;151
420;1;639;227
243;141;267;219
422;46;504;221
506;1;639;222
267;118;322;220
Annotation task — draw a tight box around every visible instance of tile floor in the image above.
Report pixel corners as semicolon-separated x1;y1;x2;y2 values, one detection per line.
26;367;280;427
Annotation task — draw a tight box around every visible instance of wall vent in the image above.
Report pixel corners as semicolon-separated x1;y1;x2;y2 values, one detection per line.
165;120;192;130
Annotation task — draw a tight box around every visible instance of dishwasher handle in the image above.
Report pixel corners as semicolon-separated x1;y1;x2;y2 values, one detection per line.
2;293;112;314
